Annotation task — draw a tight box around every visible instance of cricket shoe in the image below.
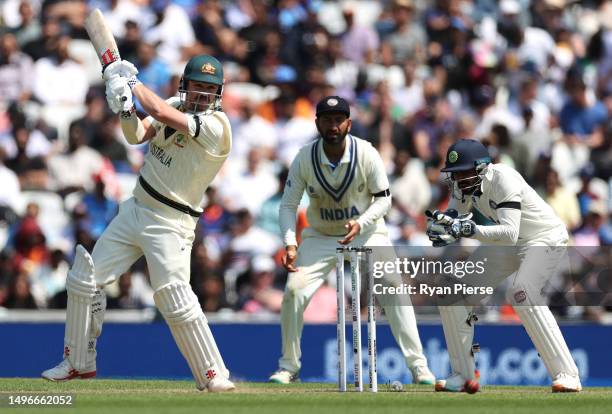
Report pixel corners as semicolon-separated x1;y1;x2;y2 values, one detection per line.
268;369;299;384
207;377;236;392
41;359;96;382
551;373;582;393
410;365;436;385
435;373;479;394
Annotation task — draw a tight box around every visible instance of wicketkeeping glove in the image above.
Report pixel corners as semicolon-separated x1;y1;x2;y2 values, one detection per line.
425;210;475;247
449;214;476;238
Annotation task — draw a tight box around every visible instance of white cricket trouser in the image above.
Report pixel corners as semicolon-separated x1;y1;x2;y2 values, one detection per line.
439;230;578;380
278;228;428;373
92;195;198;290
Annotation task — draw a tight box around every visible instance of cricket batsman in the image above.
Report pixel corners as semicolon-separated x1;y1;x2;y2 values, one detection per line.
269;96;435;384
41;55;235;392
426;139;581;393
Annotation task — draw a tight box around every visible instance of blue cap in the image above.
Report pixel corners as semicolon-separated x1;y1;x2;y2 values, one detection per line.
441;139;491;172
316;96;350;117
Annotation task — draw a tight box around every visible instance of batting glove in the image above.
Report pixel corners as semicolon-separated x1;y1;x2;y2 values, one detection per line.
102;59;138;81
105;76;133;114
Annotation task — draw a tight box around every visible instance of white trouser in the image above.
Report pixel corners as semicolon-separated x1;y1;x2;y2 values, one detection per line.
63;194;198;369
92;195;197;289
439;237;578;381
278;228;428;373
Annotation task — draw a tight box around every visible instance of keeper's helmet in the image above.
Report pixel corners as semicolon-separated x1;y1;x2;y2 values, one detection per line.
441;139;491;198
179;55;224;114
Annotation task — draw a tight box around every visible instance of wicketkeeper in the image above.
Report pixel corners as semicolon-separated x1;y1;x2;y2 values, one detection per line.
426;139;581;393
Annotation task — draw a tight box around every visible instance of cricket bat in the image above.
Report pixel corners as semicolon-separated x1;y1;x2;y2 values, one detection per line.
85;8;129;104
85;8;121;71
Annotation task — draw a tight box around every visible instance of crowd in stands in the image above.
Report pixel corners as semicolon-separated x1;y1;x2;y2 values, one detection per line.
0;0;611;319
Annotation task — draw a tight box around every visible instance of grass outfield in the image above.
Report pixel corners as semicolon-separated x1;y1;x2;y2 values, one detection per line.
0;379;610;414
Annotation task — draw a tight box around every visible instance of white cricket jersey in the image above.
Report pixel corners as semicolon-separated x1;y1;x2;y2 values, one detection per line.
134;97;232;212
280;135;389;245
452;163;568;244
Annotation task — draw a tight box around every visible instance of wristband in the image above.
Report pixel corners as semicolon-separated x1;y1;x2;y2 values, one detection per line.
127;76;142;91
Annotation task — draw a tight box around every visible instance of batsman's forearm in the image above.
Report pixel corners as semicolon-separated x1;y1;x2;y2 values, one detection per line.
132;83;189;133
132;83;167;120
120;111;146;144
356;195;391;231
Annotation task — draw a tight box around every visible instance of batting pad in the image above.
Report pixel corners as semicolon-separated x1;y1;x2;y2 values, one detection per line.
65;245;97;371
439;306;476;380
514;306;579;378
154;282;227;390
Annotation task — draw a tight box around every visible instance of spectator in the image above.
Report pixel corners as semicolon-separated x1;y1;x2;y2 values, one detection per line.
0;146;22;214
0;32;33;103
106;272;146;309
257;168;288;237
143;0;196;65
385;0;425;65
224;209;282;274
135;40;172;100
29;247;68;308
229;99;277;162
5;272;37;309
71;88;108;147
32;35;88;106
239;255;283;314
90;114;129;171
219;147;278;215
340;6;379;65
80;175;119;240
22;16;61;61
508;77;551;133
4;125;49;190
13;202;49;267
573;201;607;246
47;122;104;195
9;1;41;47
544;169;581;232
390;150;431;218
271;92;318;166
560;76;608;148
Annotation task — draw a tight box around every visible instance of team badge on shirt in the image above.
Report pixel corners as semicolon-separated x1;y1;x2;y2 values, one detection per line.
308;185;319;198
174;134;186;148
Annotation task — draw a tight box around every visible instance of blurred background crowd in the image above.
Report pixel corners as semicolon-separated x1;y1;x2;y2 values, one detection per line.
0;0;611;319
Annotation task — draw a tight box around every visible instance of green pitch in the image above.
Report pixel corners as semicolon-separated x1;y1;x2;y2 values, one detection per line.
0;379;610;414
